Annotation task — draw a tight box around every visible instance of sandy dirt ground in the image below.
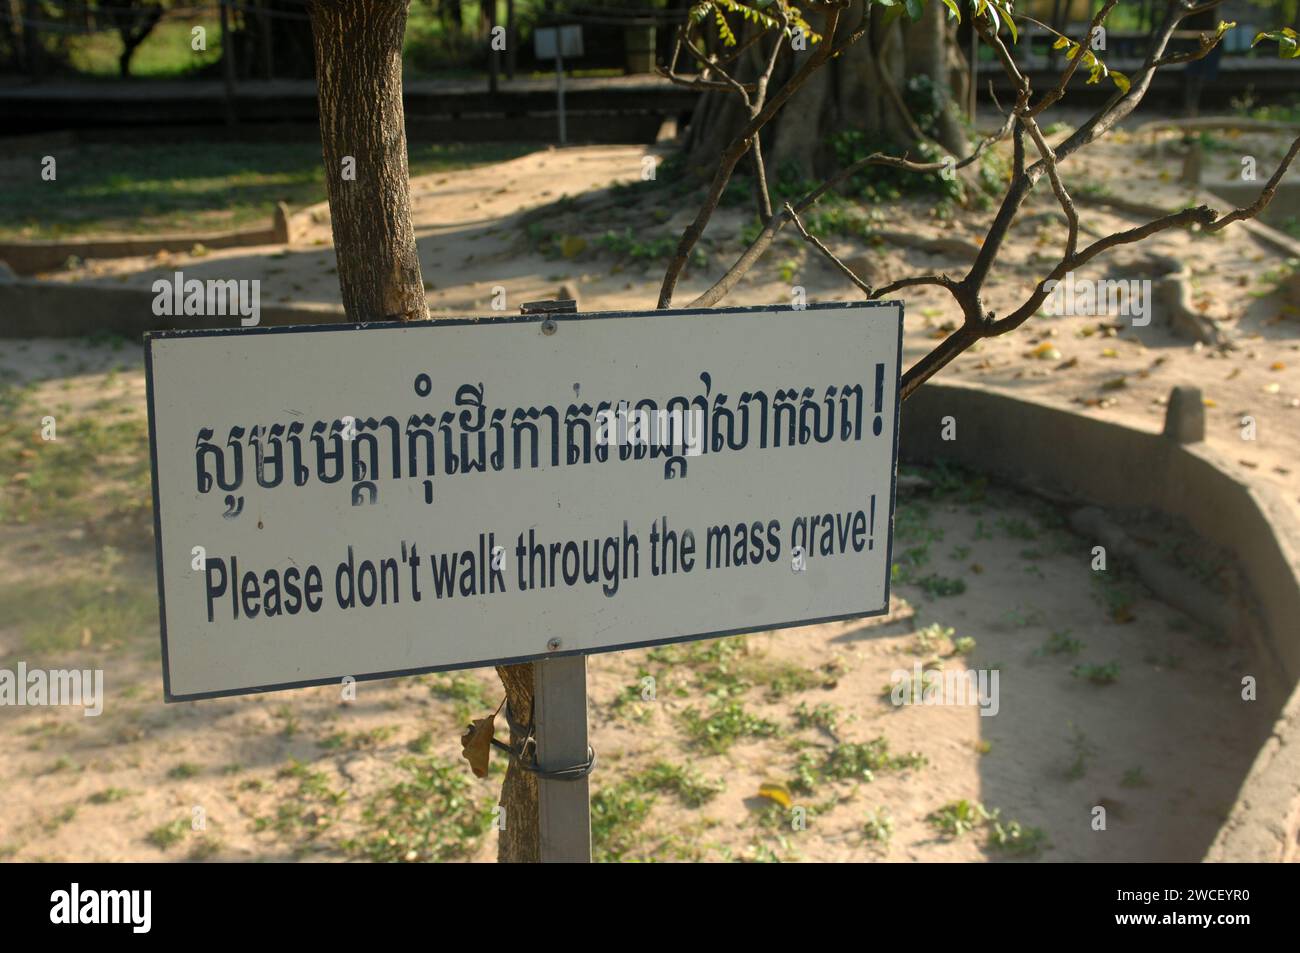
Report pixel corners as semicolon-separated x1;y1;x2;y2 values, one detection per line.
3;111;1297;861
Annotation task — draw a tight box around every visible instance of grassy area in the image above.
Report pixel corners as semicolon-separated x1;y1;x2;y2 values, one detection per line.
0;141;539;240
59;18;223;79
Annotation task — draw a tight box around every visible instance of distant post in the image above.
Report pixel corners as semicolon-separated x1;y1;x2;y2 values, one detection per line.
534;25;583;147
219;0;239;125
487;0;499;94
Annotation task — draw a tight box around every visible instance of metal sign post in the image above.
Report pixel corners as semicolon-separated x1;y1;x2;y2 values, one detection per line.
555;51;567;146
535;654;591;862
524;296;591;863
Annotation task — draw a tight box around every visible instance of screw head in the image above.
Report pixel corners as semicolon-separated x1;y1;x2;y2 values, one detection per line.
546;638;562;651
541;319;557;335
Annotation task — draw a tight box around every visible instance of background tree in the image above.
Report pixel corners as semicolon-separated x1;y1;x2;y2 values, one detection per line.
680;0;971;183
98;0;164;77
659;0;1299;399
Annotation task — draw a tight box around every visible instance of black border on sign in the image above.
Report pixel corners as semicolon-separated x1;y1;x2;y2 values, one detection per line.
144;300;904;702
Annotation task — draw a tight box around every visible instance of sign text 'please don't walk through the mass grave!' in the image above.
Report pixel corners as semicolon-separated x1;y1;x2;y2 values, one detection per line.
145;302;903;701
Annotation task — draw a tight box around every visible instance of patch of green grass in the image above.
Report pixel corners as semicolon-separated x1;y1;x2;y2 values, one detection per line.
788;751;821;795
188;836;223;862
167;762;200;780
997;517;1039;540
679;701;778;753
595;228;706;268
763;661;830;700
273;705;299;740
909;461;989;503
430;673;494;723
1037;629;1084;657
634;762;724;808
1092;572;1142;623
821;738;927;783
146;818;189;850
1121;766;1149;788
1072;661;1121;685
0;141;538;241
60;19;222;79
863;807;894;846
927;799;990;837
318;725;398;751
0;409;150;529
987;818;1049;856
793;701;840;734
41;804;77;833
591;780;656;863
252;760;348;851
0;566;156;658
649;637;826;703
912;622;953;655
610;673;658;721
1065;724;1096;781
916;573;967;598
87;787;131;805
346;755;491;863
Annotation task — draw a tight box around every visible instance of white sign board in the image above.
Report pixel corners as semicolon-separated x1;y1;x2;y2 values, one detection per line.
145;303;902;701
534;24;583;60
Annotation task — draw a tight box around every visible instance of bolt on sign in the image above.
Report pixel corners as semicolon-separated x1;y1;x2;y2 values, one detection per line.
145;302;903;701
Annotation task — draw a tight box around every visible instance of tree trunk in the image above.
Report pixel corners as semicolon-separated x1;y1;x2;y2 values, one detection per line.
309;0;429;322
686;0;967;182
495;662;539;862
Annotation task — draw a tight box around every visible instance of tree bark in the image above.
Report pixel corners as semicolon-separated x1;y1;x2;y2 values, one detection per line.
902;0;968;156
309;0;430;322
686;0;965;182
495;662;539;862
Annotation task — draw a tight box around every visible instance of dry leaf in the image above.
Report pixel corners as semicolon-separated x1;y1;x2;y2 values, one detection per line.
460;712;498;778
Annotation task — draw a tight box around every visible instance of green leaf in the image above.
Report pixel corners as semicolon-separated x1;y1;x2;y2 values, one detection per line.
905;0;923;21
1110;71;1130;94
1253;27;1300;58
939;0;962;22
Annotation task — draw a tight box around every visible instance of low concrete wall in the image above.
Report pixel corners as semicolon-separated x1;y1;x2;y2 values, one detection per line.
0;203;292;276
0;279;344;338
902;382;1300;862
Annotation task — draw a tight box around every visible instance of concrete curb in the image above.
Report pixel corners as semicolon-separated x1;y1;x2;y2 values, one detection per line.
0;279;345;337
902;381;1300;862
0;202;294;276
